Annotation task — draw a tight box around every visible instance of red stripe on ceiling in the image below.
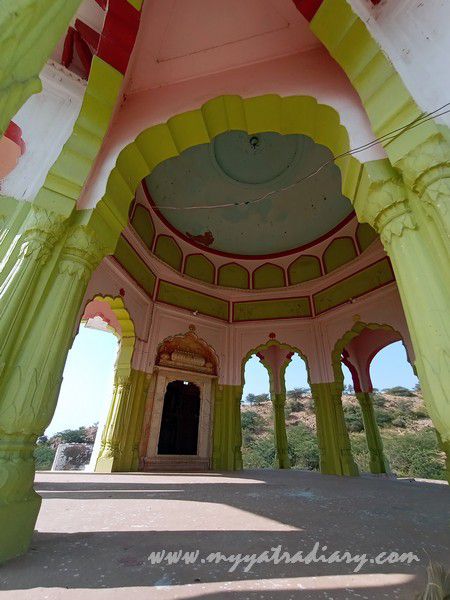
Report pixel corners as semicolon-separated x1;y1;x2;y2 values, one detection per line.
97;0;141;74
74;30;94;76
291;0;324;22
62;27;75;68
5;121;26;155
75;19;101;51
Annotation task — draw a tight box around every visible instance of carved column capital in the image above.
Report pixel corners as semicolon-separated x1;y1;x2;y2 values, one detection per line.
397;134;450;236
357;175;416;247
58;225;107;284
19;206;66;263
398;134;450;192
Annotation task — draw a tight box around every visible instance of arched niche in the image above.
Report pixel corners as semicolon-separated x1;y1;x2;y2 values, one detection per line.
141;326;219;471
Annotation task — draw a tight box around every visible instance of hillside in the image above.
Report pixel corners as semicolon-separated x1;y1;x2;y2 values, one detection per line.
241;388;447;480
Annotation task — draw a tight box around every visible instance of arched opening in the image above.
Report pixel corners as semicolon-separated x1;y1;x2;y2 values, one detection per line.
40;320;118;472
40;295;137;473
366;342;446;480
283;353;319;471
158;380;201;456
332;323;446;480
240;354;274;469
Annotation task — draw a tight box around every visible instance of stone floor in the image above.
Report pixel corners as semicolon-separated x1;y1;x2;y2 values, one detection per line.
1;471;449;599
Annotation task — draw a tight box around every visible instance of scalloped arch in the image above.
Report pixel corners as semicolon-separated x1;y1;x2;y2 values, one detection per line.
82;294;136;376
92;94;362;250
331;321;409;387
241;339;311;388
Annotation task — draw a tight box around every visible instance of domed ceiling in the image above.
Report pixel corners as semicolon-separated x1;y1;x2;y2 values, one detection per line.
145;131;353;258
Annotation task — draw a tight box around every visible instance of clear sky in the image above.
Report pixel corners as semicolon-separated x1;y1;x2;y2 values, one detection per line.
47;326;418;436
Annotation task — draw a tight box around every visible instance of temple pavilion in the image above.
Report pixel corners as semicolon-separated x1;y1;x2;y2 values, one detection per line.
0;0;449;564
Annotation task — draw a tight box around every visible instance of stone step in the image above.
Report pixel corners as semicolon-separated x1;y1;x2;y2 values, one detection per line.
142;456;210;472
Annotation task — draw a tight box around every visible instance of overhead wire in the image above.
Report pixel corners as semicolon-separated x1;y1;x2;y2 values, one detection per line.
155;102;450;211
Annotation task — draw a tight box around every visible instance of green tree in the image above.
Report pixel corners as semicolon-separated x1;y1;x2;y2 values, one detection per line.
245;393;256;406
34;444;56;471
56;427;89;443
383;386;415;397
253;393;270;405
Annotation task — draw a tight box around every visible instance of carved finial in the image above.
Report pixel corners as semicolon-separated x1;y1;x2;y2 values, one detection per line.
188;324;196;332
269;332;276;339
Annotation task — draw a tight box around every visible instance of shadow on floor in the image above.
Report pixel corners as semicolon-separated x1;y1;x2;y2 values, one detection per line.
1;470;448;598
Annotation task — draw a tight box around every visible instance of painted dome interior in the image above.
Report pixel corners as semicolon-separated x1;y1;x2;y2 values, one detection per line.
145;131;353;257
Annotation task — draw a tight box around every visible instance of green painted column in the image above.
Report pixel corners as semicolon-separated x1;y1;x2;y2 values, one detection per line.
311;382;359;476
272;392;290;469
212;384;243;471
0;1;83;136
0;207;65;370
0;222;105;563
356;392;389;475
122;371;152;472
355;162;450;482
96;369;151;473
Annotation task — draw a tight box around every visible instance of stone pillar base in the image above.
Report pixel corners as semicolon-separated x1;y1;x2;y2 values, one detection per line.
0;492;41;563
95;455;115;473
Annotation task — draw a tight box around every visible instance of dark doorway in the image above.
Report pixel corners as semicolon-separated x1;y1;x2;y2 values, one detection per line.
158;380;200;455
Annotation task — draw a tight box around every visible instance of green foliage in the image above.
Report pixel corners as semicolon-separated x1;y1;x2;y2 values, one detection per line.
245;393;256;405
413;408;429;420
287;388;309;400
344;404;364;432
391;417;407;428
243;435;277;468
56;427;90;443
372;393;387;407
375;408;394;428
34;444;56;471
382;429;446;480
348;433;370;472
241;410;266;434
253;393;270;405
383;386;415;397
287;424;320;470
285;398;304;417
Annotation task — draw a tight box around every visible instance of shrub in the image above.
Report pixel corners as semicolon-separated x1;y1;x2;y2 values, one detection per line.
304;398;315;411
413;409;429;420
349;433;370;473
392;417;407;428
344;405;364;433
241;410;266;435
375;408;394;428
383;386;415;397
372;393;387;407
287;424;320;470
381;429;446;480
242;435;277;468
287;388;309;400
285;398;304;417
